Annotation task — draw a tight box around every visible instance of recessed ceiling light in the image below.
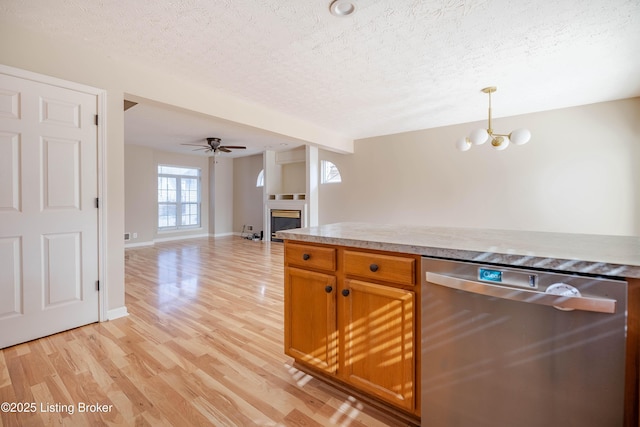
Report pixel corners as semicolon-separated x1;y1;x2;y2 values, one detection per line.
329;0;356;17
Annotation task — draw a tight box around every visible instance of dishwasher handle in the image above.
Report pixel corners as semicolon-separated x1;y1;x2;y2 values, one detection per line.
425;272;616;314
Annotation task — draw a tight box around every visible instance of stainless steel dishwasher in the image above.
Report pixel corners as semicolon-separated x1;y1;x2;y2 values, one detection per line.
421;257;629;427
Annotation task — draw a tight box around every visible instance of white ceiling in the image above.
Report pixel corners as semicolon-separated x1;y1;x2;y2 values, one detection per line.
2;0;639;157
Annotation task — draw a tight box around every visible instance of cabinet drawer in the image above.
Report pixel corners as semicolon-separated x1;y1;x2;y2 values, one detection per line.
343;250;415;285
286;243;337;272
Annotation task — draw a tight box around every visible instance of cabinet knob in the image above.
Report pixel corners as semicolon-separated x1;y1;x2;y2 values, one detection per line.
302;253;310;260
342;289;350;297
369;263;379;272
325;285;333;293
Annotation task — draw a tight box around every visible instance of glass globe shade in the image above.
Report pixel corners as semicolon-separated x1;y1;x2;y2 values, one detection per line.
469;128;489;145
510;128;531;145
491;136;510;151
456;137;472;151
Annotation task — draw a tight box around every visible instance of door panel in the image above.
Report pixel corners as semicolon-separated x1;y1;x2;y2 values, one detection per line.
41;96;81;128
284;267;338;374
341;279;415;411
0;237;21;318
43;232;82;306
43;137;81;209
0;72;99;349
0;132;20;211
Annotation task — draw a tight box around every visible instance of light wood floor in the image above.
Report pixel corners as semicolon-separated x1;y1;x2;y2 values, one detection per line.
0;237;410;426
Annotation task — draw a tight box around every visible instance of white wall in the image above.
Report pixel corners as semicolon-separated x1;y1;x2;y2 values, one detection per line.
282;162;306;194
319;98;640;236
124;145;156;244
210;156;234;236
233;154;264;235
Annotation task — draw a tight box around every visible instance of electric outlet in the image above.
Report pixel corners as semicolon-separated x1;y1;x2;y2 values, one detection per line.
247;225;253;231
133;232;138;239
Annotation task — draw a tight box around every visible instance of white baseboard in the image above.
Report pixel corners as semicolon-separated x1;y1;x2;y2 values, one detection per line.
126;234;211;248
125;241;154;248
107;306;129;320
154;233;210;243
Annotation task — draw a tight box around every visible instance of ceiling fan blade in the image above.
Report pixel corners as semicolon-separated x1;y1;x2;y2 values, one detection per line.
192;147;208;151
221;145;246;150
181;143;209;147
218;147;232;153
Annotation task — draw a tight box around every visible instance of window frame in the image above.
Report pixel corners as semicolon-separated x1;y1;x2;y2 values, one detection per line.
320;160;342;184
256;169;264;187
157;165;202;231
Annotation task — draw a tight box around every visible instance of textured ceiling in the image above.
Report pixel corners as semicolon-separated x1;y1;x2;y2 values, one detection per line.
2;0;639;156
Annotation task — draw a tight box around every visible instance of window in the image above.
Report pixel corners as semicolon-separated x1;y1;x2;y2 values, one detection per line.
321;160;342;184
256;169;264;187
158;165;201;230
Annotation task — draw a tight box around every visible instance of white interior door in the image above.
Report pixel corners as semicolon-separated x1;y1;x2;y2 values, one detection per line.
0;71;100;349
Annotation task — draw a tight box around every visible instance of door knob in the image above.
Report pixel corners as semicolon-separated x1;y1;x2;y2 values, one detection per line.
369;263;379;272
342;289;350;297
325;286;333;293
302;253;310;260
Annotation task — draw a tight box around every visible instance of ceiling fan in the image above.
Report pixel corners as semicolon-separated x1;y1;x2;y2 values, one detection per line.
181;137;246;154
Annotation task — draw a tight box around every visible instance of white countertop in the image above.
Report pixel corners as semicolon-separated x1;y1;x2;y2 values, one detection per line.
276;222;640;278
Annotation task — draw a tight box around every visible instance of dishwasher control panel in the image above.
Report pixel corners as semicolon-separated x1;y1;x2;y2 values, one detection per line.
478;267;538;289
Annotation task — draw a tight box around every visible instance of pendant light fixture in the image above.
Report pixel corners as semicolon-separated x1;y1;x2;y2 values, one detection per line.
456;86;531;151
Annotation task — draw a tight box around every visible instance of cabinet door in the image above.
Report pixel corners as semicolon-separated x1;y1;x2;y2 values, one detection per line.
341;279;415;411
284;267;338;374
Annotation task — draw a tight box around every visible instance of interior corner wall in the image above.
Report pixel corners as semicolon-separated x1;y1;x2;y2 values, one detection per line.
319;98;640;236
124;145;156;244
233;154;264;235
210;156;234;236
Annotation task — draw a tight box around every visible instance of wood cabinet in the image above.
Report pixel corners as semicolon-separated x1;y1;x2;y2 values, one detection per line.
284;243;338;374
341;278;415;411
283;240;420;418
284;267;337;374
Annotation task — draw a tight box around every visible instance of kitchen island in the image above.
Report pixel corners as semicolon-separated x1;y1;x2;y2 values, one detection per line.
277;223;640;426
276;222;640;278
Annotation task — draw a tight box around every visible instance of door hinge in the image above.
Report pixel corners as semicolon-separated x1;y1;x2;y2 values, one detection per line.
95;197;99;208
94;114;99;126
96;280;100;291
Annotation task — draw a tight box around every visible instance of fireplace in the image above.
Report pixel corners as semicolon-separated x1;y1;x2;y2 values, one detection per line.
271;209;301;242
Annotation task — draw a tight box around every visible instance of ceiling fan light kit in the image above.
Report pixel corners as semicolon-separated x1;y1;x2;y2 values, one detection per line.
181;137;246;155
456;86;531;152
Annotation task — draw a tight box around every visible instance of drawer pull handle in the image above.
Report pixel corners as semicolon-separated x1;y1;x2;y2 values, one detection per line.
369;263;379;272
325;286;333;293
342;289;350;297
302;253;310;260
